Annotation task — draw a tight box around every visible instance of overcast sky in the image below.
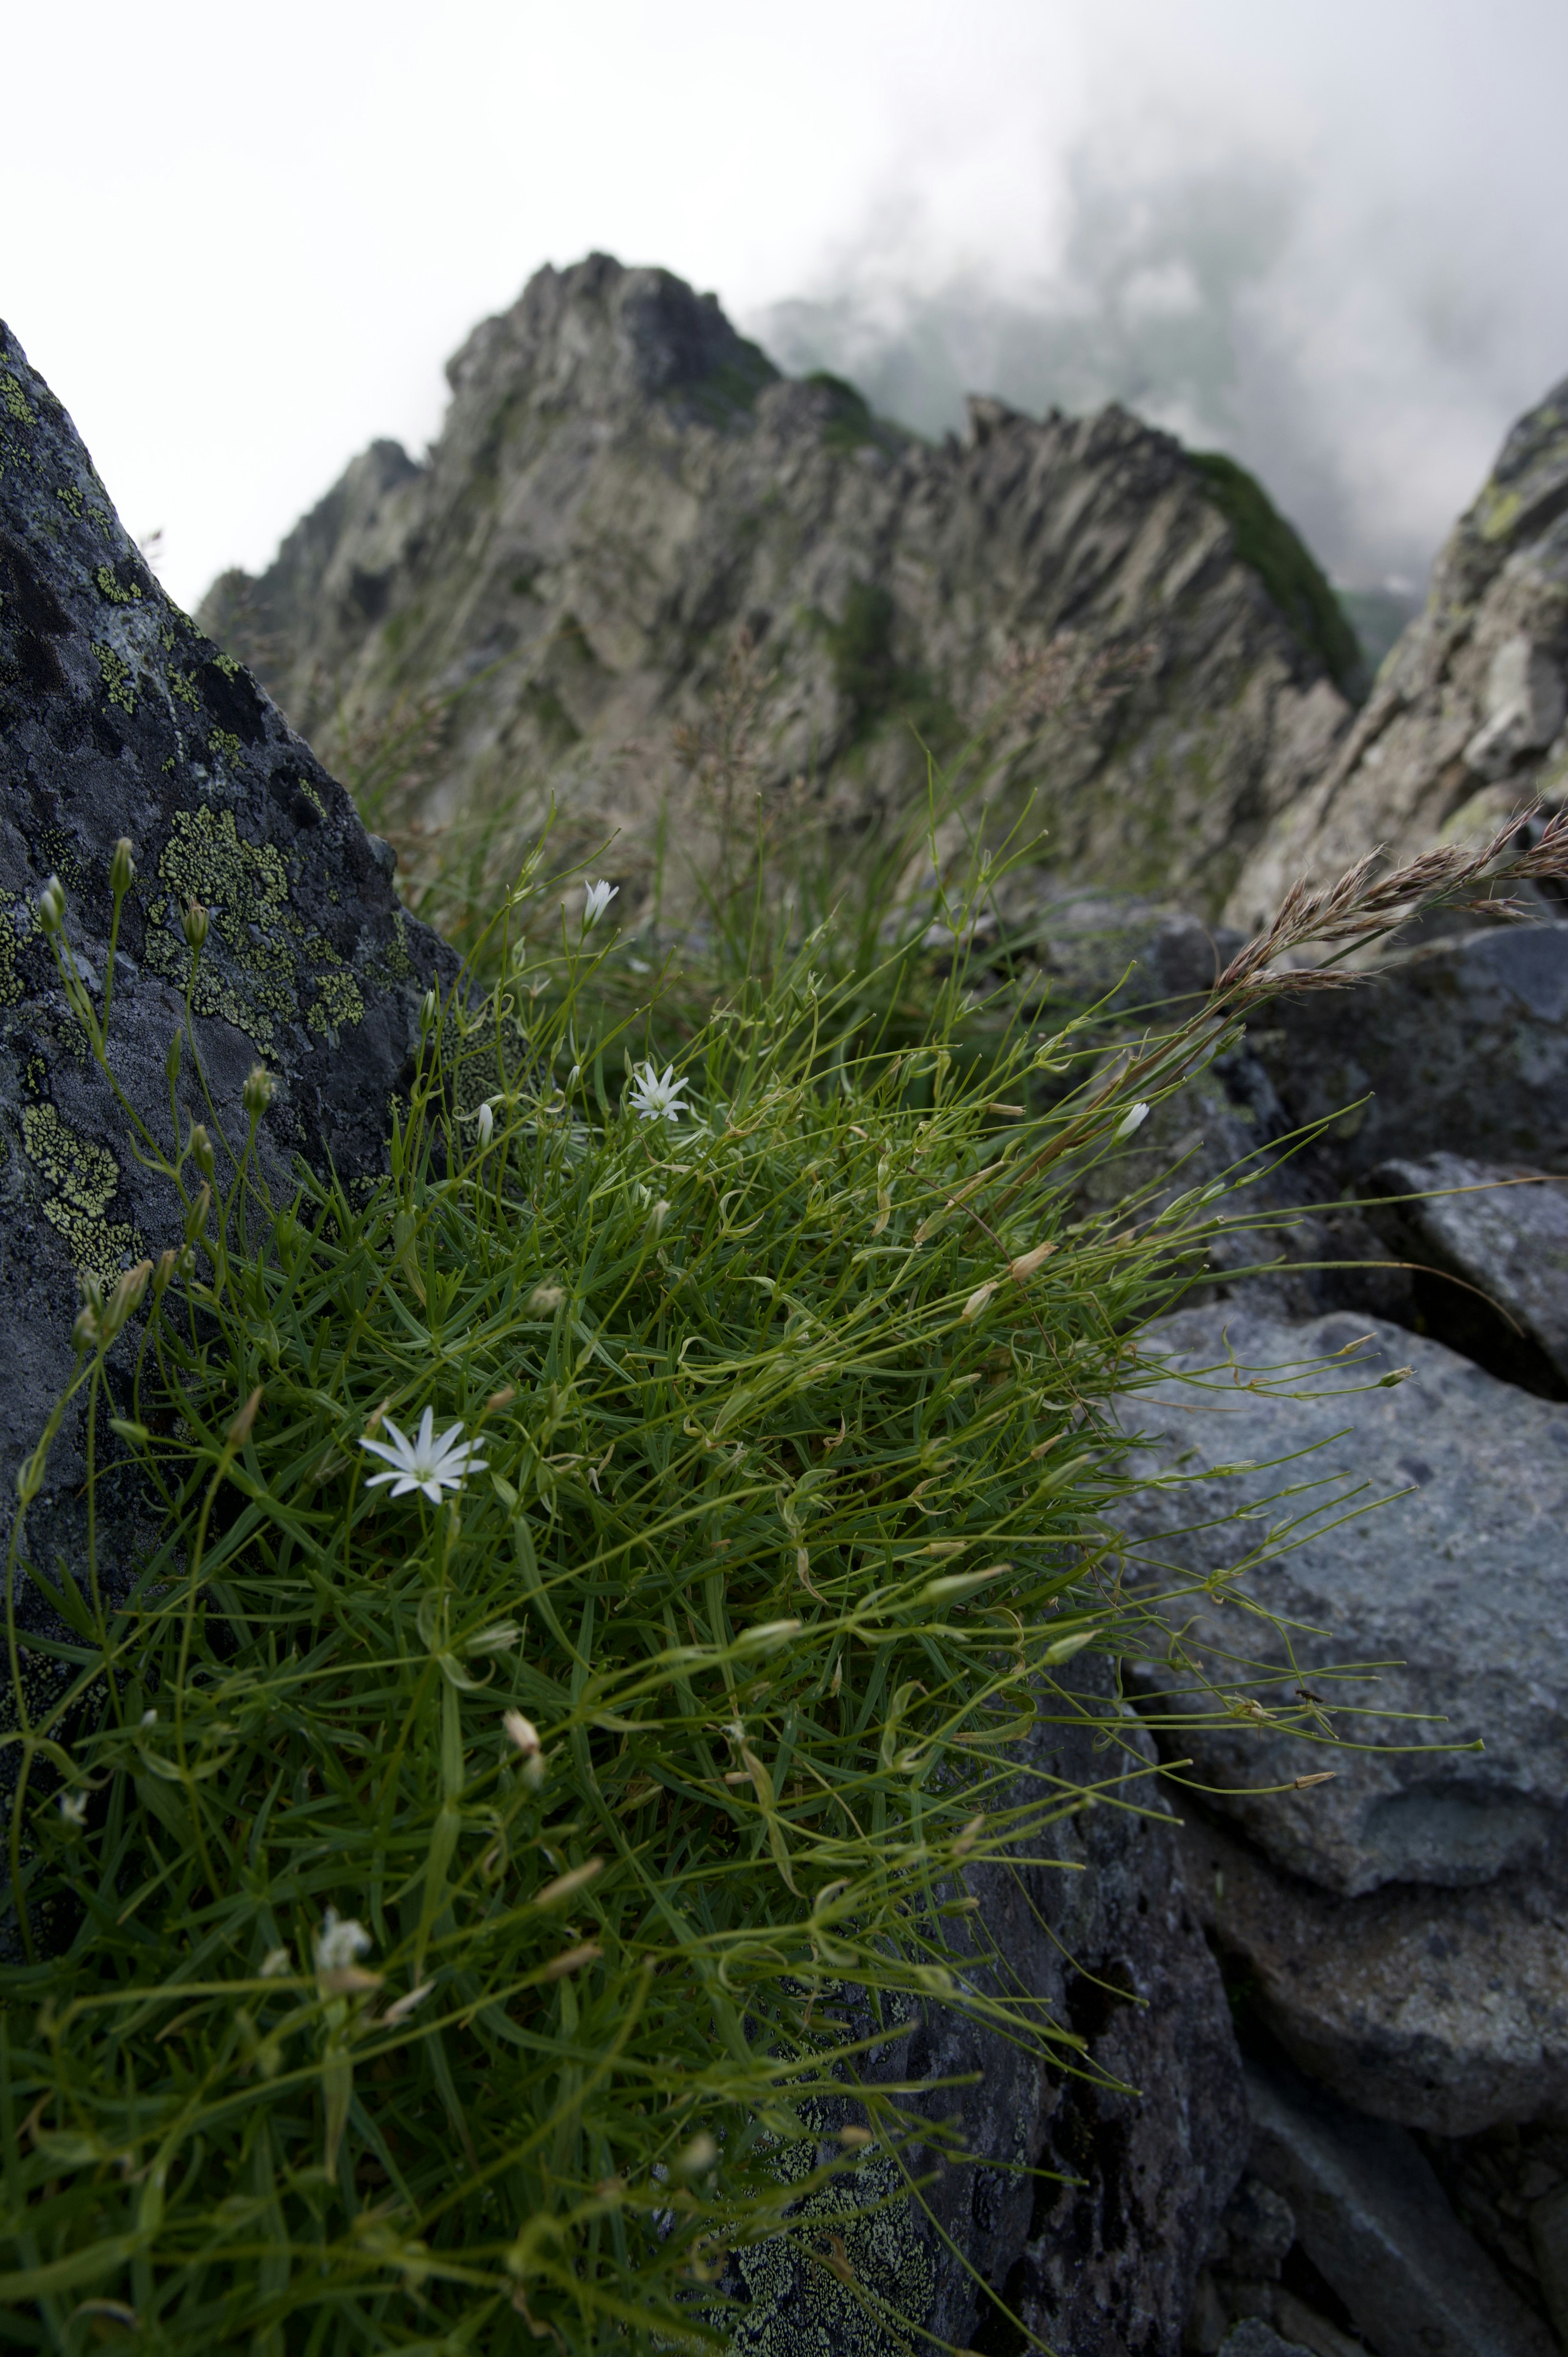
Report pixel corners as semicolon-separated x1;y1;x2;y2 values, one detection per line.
8;0;1566;611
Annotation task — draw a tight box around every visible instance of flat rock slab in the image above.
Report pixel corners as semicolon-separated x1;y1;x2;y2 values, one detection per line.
1250;923;1568;1180
1110;1303;1568;1896
1246;2059;1556;2357
0;323;453;1610
1366;1152;1568;1398
1176;1802;1568;2136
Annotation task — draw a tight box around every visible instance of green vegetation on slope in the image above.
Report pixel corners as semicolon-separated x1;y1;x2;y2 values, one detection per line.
0;789;1439;2352
1190;449;1367;700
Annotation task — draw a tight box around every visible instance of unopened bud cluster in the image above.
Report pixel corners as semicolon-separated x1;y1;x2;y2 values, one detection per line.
110;838;135;896
180;897;209;952
243;1065;275;1118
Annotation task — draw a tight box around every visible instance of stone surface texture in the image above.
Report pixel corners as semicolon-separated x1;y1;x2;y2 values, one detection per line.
1248;922;1568;1182
724;1668;1247;2357
1110;1304;1568;1897
1226;376;1568;931
0;323;453;1616
1245;2059;1557;2357
198;254;1356;921
1364;1152;1568;1398
1175;1802;1568;2137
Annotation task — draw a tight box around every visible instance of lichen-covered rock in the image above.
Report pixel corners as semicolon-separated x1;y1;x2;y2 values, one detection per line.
719;1668;1247;2355
198;254;1355;921
0;321;453;1641
1227;377;1568;931
1109;1305;1568;1898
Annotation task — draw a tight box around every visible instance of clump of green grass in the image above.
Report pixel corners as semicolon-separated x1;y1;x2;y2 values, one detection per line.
4;799;1564;2353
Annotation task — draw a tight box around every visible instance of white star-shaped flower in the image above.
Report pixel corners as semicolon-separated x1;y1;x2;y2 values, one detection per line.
361;1405;486;1503
583;879;619;928
627;1059;688;1124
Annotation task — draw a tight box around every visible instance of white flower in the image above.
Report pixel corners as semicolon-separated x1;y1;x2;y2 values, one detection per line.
476;1100;494;1149
1113;1101;1151;1141
583;879;618;928
465;1621;521;1657
627;1060;688;1124
260;1945;292;1977
314;1907;373;1975
361;1406;487;1504
503;1709;541;1756
58;1790;88;1829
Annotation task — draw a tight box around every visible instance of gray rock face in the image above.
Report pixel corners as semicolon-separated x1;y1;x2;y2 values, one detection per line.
727;1671;1247;2356
1111;1303;1568;1897
1219;2325;1317;2357
1176;1802;1568;2136
1227;376;1568;931
1246;2060;1557;2357
199;254;1355;921
1365;1152;1568;1398
1249;923;1568;1182
0;323;453;1617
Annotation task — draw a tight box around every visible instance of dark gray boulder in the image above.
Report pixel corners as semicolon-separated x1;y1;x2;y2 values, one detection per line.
1174;1800;1568;2137
1111;1303;1568;1898
0;323;454;1633
722;1671;1247;2355
1250;923;1568;1180
1365;1152;1568;1398
1245;2058;1556;2357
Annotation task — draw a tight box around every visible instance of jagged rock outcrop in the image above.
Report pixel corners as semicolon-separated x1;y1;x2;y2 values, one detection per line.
1227;379;1568;930
199;254;1359;921
0;322;453;1670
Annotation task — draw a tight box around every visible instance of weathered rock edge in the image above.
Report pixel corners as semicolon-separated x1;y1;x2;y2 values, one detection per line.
0;321;456;1623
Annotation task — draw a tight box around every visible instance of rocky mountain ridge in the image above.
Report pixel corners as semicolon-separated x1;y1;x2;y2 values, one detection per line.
200;253;1362;922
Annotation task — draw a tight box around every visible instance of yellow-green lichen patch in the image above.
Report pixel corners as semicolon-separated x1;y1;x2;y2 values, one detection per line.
56;485;83;520
1;373;34;426
0;893;24;1010
168;669;200;710
307;968;365;1035
213;652;241;680
94;565;141;606
21;1103;140;1285
141;806;300;1048
386;909;412;979
298;782;326;818
725;2139;934;2357
207;729;242;761
94;644;136;715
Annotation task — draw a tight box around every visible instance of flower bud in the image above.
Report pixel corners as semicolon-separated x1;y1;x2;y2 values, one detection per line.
72;1305;100;1354
476;1101;494;1149
184;1183;212;1241
180;897;209;952
189;1125;215;1180
242;1065;275;1118
151;1247;178;1298
36;875;65;935
421;988;437;1031
110;838;135;896
100;1260;152;1340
